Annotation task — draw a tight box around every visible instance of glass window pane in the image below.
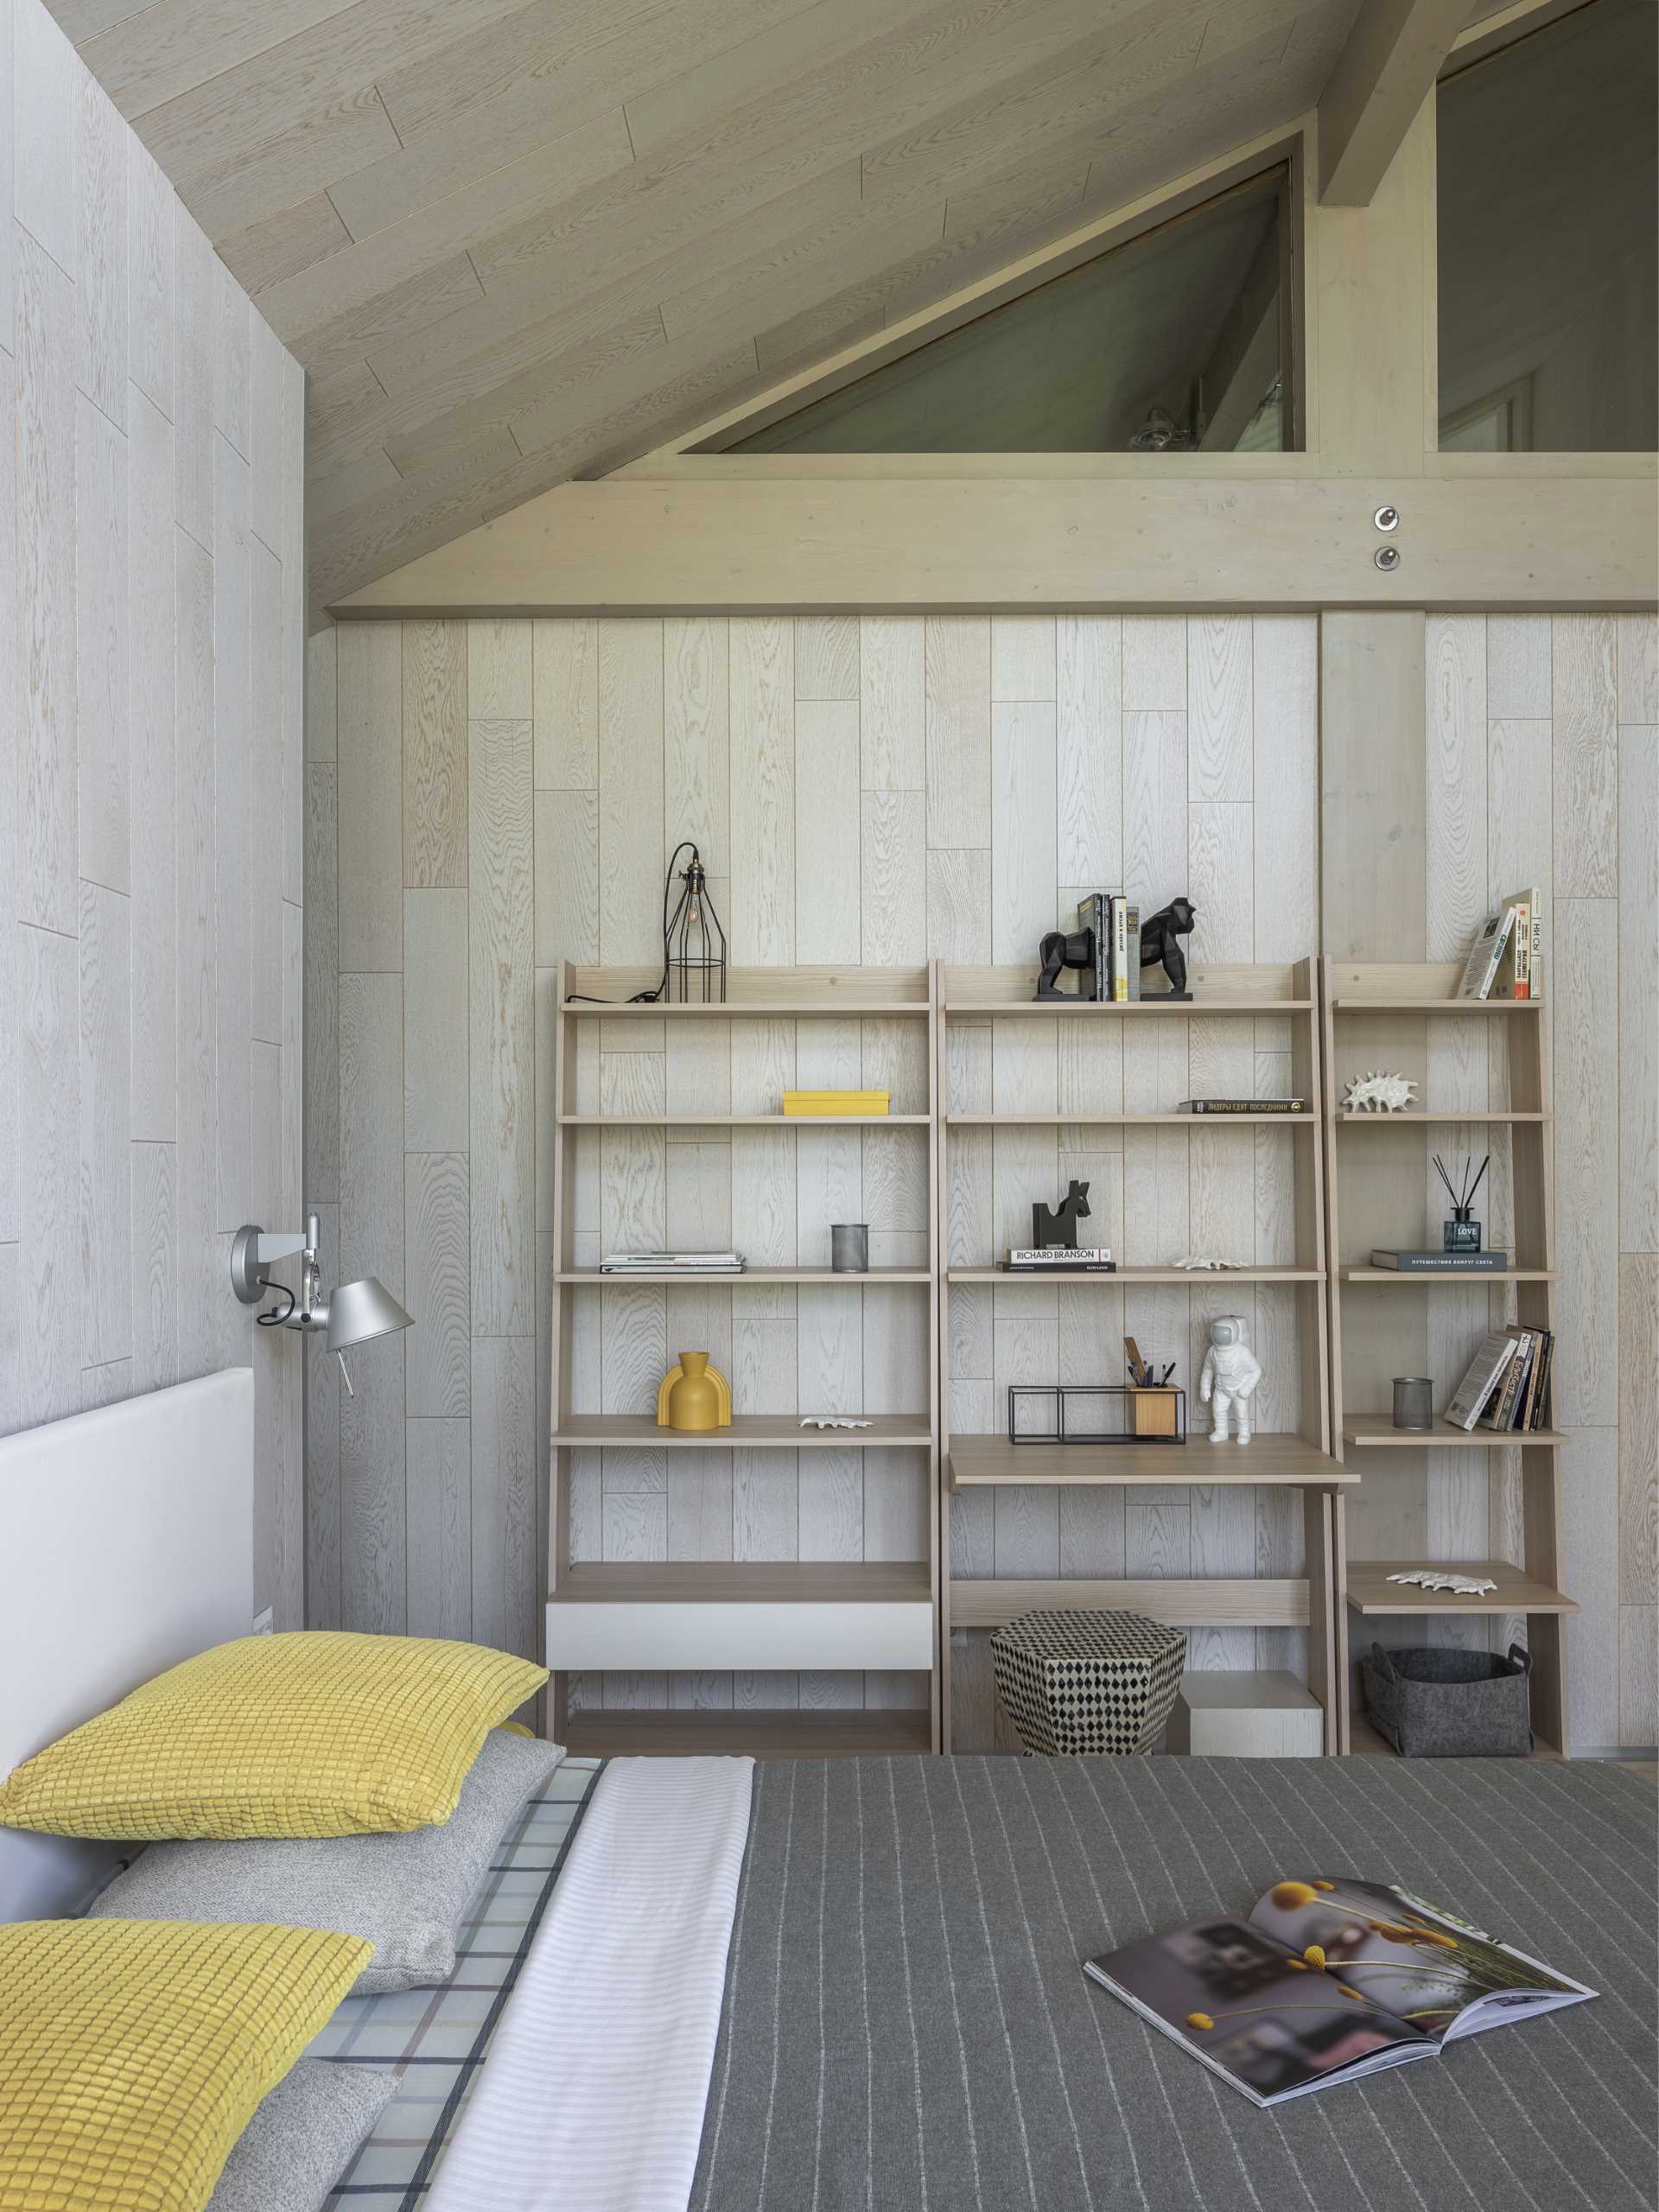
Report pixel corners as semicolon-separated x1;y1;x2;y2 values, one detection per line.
711;167;1294;455
1438;0;1657;452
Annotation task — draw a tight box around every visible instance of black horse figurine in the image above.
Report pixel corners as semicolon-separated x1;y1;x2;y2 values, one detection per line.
1033;1181;1090;1250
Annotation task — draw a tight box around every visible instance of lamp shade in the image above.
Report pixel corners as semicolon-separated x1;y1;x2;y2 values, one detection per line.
326;1275;413;1354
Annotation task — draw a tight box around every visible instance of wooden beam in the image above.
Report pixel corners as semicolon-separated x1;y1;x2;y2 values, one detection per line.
1318;0;1469;205
331;474;1658;619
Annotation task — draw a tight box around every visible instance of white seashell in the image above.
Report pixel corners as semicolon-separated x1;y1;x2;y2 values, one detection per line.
1343;1069;1419;1114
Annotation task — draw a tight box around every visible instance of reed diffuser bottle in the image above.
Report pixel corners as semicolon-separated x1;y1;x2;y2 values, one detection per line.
1436;1154;1489;1254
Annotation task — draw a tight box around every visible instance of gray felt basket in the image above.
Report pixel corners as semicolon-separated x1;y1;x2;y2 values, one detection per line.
1363;1641;1533;1757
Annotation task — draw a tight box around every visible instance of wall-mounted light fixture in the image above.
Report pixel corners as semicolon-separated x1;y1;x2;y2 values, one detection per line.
230;1213;412;1395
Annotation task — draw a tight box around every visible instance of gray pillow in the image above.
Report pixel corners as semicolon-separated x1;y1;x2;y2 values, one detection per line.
210;2060;398;2211
89;1728;562;1993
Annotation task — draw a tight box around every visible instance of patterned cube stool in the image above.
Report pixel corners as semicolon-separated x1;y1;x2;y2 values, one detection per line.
990;1610;1187;1757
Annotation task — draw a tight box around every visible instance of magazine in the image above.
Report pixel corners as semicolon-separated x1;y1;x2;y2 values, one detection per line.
1084;1875;1594;2107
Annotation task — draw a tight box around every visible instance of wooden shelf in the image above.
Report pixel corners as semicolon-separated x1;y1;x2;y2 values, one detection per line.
563;1001;930;1020
944;999;1311;1017
1344;1560;1579;1616
550;1414;932;1449
948;1433;1351;1488
563;1707;932;1758
556;1267;931;1285
947;1112;1315;1126
558;1113;929;1127
551;1560;930;1604
1332;998;1542;1014
1339;1266;1555;1282
950;1577;1311;1630
1334;1110;1548;1125
948;1265;1324;1284
1347;1713;1560;1759
1342;1414;1567;1448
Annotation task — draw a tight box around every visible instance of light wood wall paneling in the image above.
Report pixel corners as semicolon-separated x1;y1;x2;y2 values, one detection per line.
1619;715;1657;1250
305;1203;343;1628
406;1151;471;1419
470;712;535;1337
337;622;404;972
79;880;130;1370
598;620;664;964
1320;613;1427;960
404;889;469;1154
472;1335;537;1661
213;431;252;1231
130;1138;177;1395
407;1415;472;1641
534;620;599;791
796;700;861;964
16;232;77;937
129;388;176;1139
75;395;128;899
404;620;468;888
0;343;15;1254
730;618;795;964
18;926;80;1425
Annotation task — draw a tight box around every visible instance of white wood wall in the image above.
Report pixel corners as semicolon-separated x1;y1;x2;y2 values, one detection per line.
0;0;308;1627
308;607;1654;1745
1413;614;1656;1752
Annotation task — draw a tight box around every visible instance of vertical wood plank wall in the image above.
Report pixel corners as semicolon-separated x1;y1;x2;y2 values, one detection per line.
309;609;1656;1749
0;0;308;1627
1324;612;1656;1752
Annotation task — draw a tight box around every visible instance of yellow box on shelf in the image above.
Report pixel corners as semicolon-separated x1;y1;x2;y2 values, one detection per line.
782;1090;890;1116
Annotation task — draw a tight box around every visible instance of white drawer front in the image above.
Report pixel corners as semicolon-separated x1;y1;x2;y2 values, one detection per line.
545;1599;934;1674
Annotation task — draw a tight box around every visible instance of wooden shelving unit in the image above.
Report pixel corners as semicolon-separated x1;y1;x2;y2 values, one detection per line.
936;960;1347;1753
546;963;941;1753
1320;958;1573;1756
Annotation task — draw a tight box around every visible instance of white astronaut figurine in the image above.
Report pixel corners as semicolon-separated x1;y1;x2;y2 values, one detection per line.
1199;1314;1261;1444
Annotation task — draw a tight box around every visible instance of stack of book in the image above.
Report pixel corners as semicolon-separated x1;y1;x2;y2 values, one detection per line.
781;1090;889;1116
1456;885;1542;1001
1180;1096;1306;1116
598;1250;746;1275
1074;893;1141;1001
1001;1246;1116;1274
1445;1325;1555;1433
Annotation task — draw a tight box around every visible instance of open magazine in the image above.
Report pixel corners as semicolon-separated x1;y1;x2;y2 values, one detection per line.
1084;1876;1594;2107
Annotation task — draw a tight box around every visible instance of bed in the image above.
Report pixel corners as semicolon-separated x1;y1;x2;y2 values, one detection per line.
3;1380;1653;2212
315;1748;1655;2212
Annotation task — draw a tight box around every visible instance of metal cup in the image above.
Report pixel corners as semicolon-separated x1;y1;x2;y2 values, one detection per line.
1393;1377;1433;1431
831;1224;869;1274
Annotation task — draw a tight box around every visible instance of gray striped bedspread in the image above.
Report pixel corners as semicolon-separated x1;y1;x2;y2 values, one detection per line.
689;1755;1657;2212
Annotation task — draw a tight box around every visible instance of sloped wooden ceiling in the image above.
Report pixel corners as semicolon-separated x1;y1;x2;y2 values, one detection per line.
52;0;1387;609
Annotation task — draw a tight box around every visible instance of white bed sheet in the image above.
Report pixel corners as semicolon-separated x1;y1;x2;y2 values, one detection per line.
425;1752;754;2212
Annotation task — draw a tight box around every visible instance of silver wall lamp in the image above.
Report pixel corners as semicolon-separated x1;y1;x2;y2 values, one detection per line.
231;1212;413;1395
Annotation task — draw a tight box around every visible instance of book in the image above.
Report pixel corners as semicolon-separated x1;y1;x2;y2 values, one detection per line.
1001;1260;1117;1273
1369;1249;1510;1272
1006;1246;1114;1267
1180;1097;1306;1115
600;1250;746;1274
781;1090;889;1116
1074;895;1109;1001
1084;1875;1593;2108
1125;904;1141;1001
1528;1329;1556;1430
1491;885;1541;1001
1456;906;1521;1000
1483;1327;1534;1431
1109;895;1130;1002
1446;1330;1521;1428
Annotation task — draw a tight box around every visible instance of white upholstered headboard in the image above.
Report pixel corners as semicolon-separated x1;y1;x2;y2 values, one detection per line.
0;1370;255;1919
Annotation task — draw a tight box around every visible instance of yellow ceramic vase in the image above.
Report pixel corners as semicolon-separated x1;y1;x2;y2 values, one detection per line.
656;1351;732;1432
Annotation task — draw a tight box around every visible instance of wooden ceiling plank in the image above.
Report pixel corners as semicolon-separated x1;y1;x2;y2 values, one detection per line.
81;0;361;120
298;252;486;387
657;200;947;347
53;0;150;38
168;79;401;240
134;0;536;187
1318;0;1470;204
217;190;353;298
261;109;633;340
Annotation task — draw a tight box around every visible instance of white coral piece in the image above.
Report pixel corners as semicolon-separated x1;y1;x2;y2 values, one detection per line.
1171;1255;1243;1270
1343;1069;1419;1114
1385;1570;1497;1596
800;1416;872;1430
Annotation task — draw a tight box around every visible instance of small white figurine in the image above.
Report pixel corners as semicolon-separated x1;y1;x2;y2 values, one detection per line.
1199;1314;1261;1444
1343;1069;1419;1114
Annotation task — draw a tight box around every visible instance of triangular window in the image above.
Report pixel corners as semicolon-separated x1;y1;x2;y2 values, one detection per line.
707;165;1295;455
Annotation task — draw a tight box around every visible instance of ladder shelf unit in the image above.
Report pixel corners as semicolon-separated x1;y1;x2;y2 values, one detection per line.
1319;959;1576;1757
935;960;1346;1754
546;962;942;1758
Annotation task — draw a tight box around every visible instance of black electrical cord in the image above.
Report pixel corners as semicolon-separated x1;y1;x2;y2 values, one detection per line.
256;1280;296;1327
565;841;700;1005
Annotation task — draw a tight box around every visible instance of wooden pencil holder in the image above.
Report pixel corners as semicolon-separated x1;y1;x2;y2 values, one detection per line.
1128;1387;1180;1439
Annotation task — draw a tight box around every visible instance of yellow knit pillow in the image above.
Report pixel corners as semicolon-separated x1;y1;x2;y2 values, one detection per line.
0;1633;547;1840
0;1918;370;2212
